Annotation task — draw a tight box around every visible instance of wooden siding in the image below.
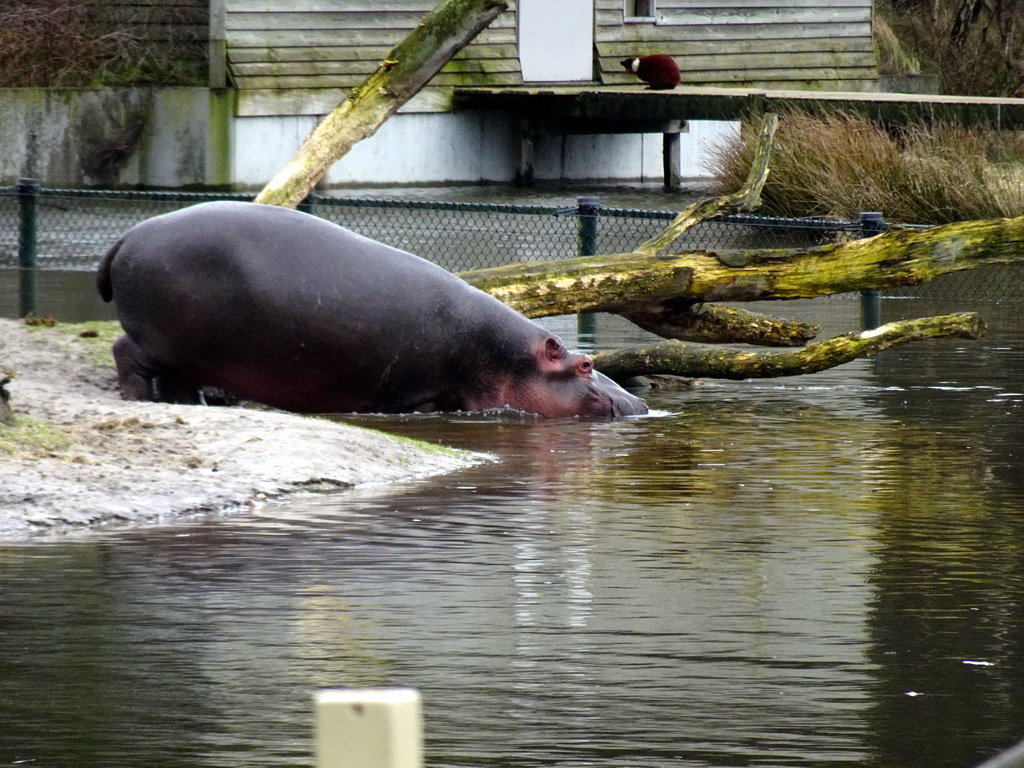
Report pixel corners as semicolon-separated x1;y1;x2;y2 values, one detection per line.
225;0;523;115
225;0;879;116
96;0;208;44
597;0;878;91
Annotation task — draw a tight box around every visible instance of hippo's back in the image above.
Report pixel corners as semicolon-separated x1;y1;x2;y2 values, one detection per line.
100;201;457;308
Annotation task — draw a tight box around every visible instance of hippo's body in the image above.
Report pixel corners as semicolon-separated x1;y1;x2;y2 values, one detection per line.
97;201;647;418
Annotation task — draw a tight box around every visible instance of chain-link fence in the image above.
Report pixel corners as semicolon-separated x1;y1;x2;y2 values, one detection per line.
0;184;857;270
2;181;1019;316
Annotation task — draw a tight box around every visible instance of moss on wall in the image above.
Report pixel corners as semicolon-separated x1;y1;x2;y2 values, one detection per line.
0;87;230;188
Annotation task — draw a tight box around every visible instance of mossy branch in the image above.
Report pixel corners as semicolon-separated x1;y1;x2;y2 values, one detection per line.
637;113;778;256
255;0;508;208
620;301;818;347
460;215;1024;316
592;312;985;381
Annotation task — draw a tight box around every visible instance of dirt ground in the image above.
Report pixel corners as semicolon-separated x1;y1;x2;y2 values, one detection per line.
0;318;484;540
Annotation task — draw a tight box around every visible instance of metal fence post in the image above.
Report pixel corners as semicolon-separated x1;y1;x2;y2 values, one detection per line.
577;196;600;339
17;178;40;318
859;212;884;330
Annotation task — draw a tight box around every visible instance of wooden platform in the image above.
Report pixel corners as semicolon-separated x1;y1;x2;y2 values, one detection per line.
454;85;1024;188
455;84;1024;127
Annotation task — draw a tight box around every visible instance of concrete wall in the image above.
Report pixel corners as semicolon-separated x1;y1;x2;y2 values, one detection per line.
530;120;738;183
0;87;734;189
231;111;736;188
0;87;232;188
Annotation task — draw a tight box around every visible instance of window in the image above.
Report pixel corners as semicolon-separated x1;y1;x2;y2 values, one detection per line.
625;0;655;20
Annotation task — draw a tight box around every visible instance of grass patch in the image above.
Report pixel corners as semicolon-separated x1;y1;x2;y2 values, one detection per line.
706;108;1024;225
2;318;121;457
0;415;72;457
25;319;122;369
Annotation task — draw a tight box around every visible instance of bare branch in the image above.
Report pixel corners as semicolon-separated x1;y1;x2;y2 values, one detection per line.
637;113;778;256
592;312;986;381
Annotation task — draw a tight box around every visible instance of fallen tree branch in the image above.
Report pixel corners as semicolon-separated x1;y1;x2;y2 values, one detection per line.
591;312;985;381
255;0;508;208
459;216;1024;318
637;113;779;256
620;300;818;346
571;114;791;346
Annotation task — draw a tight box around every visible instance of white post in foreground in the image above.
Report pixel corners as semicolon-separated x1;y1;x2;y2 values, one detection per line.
315;688;423;768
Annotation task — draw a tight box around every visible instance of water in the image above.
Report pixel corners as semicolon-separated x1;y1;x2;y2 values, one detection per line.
3;292;1024;767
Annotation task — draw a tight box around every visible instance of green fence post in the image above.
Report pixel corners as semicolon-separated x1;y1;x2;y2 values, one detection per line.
17;178;40;318
576;196;599;340
859;212;884;330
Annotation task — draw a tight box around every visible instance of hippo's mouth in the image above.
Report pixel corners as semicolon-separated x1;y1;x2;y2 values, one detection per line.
612;398;648;417
591;371;648;417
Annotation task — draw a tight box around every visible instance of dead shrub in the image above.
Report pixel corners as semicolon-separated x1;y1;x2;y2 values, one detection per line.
706;108;1024;225
0;0;205;87
877;0;1024;97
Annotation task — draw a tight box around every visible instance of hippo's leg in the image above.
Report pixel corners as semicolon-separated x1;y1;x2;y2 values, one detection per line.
111;334;201;404
111;334;155;400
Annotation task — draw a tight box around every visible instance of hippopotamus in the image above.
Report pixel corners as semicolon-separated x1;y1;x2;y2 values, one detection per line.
96;201;647;418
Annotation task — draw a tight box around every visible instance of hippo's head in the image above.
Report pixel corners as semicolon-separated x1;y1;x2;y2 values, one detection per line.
503;337;648;418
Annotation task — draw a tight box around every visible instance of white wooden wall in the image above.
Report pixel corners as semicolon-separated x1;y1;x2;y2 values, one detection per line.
225;0;523;116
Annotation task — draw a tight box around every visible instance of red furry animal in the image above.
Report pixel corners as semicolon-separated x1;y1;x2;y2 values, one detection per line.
620;54;680;90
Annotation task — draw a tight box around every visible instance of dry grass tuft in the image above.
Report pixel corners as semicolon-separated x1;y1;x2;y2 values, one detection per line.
707;108;1024;225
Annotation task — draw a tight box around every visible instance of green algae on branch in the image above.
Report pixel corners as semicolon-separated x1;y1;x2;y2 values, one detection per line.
456;105;1021;361
637;113;779;256
460;215;1024;311
255;0;508;208
591;312;986;381
620;301;819;348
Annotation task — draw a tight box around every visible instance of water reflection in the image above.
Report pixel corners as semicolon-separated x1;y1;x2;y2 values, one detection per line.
3;297;1024;767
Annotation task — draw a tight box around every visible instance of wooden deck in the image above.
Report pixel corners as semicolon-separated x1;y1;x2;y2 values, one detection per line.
455;84;1024;128
454;85;1024;187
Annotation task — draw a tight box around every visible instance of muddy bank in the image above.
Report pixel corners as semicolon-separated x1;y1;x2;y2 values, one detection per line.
0;318;485;539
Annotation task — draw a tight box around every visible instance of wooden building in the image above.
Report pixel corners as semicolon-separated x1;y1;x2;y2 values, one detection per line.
1;0;882;188
222;0;879;117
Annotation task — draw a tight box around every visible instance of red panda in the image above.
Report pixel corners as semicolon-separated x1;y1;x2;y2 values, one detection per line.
620;54;680;90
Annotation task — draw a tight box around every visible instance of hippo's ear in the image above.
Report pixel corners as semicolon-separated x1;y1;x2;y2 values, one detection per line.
543;336;566;361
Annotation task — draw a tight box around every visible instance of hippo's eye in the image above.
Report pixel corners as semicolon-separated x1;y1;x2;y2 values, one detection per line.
579;359;593;374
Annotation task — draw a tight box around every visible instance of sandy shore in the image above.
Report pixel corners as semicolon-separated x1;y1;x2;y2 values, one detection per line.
0;318;485;539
